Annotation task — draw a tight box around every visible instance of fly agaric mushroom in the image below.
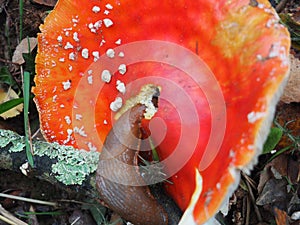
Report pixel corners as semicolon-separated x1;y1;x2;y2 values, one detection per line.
33;0;290;224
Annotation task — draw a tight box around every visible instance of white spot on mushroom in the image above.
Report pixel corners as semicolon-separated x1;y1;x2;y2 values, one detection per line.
88;70;93;75
81;48;89;59
63;27;72;31
118;64;127;75
59;58;65;62
248;145;255;150
64;116;71;125
100;39;106;46
104;10;110;15
73;32;79;42
88;23;94;29
94;20;102;29
63;129;73;144
268;43;287;65
72;18;79;24
57;35;63;42
110;97;123;112
103;18;113;28
101;70;112;83
247;111;266;124
64;42;73;49
74;126;88;137
103;119;108;125
266;19;274;28
105;3;113;9
51;60;56;67
92;5;101;13
88;23;97;33
52;95;57;102
88;20;102;33
69;52;76;61
106;48;115;58
229;149;235;158
62;80;71;90
87;142;97;151
69;65;73;71
256;54;263;61
92;51;100;61
88;75;93;84
115;39;121;45
269;44;280;58
257;3;264;9
118;51;125;57
116;80;126;94
76;114;82;120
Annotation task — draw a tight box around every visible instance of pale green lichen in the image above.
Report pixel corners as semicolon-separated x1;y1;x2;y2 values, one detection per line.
0;129;24;148
0;129;99;185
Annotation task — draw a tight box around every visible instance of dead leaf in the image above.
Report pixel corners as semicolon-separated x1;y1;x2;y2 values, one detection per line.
0;86;23;119
256;178;287;206
287;156;300;184
274;207;289;225
32;0;57;7
281;54;300;103
12;37;37;65
257;155;288;194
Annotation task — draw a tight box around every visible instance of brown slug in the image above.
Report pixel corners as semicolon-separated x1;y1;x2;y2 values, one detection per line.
96;104;168;225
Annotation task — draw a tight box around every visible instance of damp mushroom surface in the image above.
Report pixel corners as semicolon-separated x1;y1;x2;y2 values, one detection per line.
33;0;290;224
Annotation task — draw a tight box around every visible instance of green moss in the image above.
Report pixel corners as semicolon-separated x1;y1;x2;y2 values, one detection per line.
0;129;99;185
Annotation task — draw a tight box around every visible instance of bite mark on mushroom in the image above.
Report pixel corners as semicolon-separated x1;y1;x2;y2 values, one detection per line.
115;84;161;120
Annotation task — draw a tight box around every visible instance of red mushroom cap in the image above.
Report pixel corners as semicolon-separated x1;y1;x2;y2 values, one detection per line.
34;0;290;224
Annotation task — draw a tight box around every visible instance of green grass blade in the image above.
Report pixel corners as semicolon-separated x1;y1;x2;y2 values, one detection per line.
149;137;160;161
0;98;24;114
263;127;283;154
23;71;34;167
19;0;24;41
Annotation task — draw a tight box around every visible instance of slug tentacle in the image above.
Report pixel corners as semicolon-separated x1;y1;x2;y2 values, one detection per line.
96;104;168;225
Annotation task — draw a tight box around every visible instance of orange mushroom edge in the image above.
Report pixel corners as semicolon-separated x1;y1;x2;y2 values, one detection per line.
33;0;291;224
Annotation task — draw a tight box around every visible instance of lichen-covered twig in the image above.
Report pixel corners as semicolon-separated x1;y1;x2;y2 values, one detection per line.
0;129;100;199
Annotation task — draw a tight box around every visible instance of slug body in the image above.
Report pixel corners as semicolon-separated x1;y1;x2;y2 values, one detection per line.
96;105;168;225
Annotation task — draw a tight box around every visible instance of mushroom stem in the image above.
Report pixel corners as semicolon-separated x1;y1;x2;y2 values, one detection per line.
96;104;168;225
